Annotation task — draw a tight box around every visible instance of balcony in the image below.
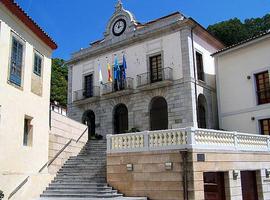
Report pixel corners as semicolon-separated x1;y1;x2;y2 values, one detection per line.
107;127;270;153
102;77;134;97
137;67;173;90
73;86;100;104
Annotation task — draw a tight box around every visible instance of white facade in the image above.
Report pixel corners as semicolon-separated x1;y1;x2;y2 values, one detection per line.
214;33;270;134
0;1;56;198
67;2;223;136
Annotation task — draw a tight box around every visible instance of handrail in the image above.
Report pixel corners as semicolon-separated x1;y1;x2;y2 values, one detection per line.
8;127;88;199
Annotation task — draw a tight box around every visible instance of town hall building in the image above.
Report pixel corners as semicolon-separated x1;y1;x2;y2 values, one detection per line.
66;1;224;138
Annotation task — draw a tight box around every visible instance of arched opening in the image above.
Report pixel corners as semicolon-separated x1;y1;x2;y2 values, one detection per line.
150;97;168;131
198;94;207;129
114;104;128;134
82;110;95;140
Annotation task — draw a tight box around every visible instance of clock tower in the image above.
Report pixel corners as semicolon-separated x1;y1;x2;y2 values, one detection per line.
103;0;138;40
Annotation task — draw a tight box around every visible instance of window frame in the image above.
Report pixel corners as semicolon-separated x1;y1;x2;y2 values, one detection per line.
254;70;270;105
23;116;33;147
148;53;163;83
8;33;25;88
259;118;270;135
33;50;43;77
195;51;205;82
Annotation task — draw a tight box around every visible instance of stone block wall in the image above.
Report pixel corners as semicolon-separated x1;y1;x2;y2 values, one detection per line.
68;79;217;137
48;111;87;174
107;150;188;200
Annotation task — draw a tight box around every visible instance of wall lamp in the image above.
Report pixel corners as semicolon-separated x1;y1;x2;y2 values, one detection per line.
165;162;173;170
126;163;133;171
233;170;239;180
266;169;270;178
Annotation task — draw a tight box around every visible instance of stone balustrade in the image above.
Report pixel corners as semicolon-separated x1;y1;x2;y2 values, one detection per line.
106;127;270;153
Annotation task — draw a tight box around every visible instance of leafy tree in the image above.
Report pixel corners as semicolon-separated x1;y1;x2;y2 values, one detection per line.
207;14;270;46
50;58;68;106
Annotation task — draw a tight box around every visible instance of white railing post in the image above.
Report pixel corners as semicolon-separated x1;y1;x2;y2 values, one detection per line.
234;132;238;151
106;134;112;153
144;131;149;151
267;137;270;151
186;127;196;148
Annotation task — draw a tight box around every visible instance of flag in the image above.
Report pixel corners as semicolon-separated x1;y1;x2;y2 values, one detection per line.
107;62;112;82
98;63;103;84
114;55;120;80
122;54;127;80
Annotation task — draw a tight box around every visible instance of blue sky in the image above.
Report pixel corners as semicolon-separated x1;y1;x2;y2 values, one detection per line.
16;0;270;60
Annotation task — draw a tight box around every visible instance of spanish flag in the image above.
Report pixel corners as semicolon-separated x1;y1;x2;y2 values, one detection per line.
107;62;112;82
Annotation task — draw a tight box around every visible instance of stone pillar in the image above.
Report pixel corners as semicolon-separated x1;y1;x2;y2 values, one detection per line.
224;170;243;200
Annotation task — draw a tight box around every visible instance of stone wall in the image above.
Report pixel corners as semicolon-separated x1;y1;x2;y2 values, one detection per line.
107;150;188;200
48;111;87;173
107;149;270;200
68;79;217;136
190;150;270;200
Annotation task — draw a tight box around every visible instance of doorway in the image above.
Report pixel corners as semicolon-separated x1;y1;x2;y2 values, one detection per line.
82;110;95;140
150;97;168;131
241;171;258;200
204;172;226;200
114;104;128;134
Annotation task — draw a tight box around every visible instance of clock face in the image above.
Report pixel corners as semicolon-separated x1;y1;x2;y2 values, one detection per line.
112;19;126;36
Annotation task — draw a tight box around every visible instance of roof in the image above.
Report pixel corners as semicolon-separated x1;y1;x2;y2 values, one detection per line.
212;30;270;56
0;0;57;50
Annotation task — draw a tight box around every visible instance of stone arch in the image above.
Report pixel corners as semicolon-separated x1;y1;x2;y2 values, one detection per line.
149;96;168;131
82;110;95;140
113;103;128;134
198;94;208;128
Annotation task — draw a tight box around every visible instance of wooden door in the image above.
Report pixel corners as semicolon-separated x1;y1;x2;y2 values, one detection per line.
204;172;226;200
241;171;258;200
114;104;128;134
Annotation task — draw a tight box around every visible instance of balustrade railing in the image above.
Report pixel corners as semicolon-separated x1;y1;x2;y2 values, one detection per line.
137;67;173;87
73;86;100;101
107;127;270;153
102;77;134;95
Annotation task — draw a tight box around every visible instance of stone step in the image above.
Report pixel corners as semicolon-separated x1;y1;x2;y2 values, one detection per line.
47;185;112;190
43;189;118;194
40;193;123;198
49;183;108;187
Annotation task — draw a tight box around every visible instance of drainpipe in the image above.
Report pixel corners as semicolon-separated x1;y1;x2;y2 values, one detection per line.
190;26;199;127
181;150;188;200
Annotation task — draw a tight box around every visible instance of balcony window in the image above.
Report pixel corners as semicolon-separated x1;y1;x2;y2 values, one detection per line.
196;51;204;81
9;36;23;86
260;118;270;135
84;74;94;98
149;54;162;83
255;71;270;105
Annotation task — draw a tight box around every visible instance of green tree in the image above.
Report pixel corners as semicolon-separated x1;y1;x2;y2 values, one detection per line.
207;18;249;46
207;14;270;46
50;58;68;106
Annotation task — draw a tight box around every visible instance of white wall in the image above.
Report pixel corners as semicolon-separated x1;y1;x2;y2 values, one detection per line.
0;4;53;198
72;31;182;96
216;37;270;133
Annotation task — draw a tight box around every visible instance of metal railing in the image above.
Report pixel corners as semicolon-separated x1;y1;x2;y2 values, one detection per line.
137;67;173;87
8;127;88;199
107;127;270;153
73;86;100;101
103;77;134;95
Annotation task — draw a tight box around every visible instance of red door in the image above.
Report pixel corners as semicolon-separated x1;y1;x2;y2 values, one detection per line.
241;171;258;200
204;172;226;200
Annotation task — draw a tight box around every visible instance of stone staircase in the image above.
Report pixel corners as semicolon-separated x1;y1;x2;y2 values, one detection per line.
39;140;146;200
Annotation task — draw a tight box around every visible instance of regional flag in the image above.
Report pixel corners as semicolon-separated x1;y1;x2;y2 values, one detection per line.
107;62;112;82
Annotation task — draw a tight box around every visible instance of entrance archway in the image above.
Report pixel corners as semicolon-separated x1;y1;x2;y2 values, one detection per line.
150;97;168;131
198;94;207;128
114;104;128;134
82;110;95;140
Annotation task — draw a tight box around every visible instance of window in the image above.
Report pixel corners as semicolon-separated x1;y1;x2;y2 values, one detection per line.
149;54;162;83
33;53;42;76
84;74;93;98
23;117;33;146
260;118;270;135
255;71;270;105
196;52;204;81
10;36;23;86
